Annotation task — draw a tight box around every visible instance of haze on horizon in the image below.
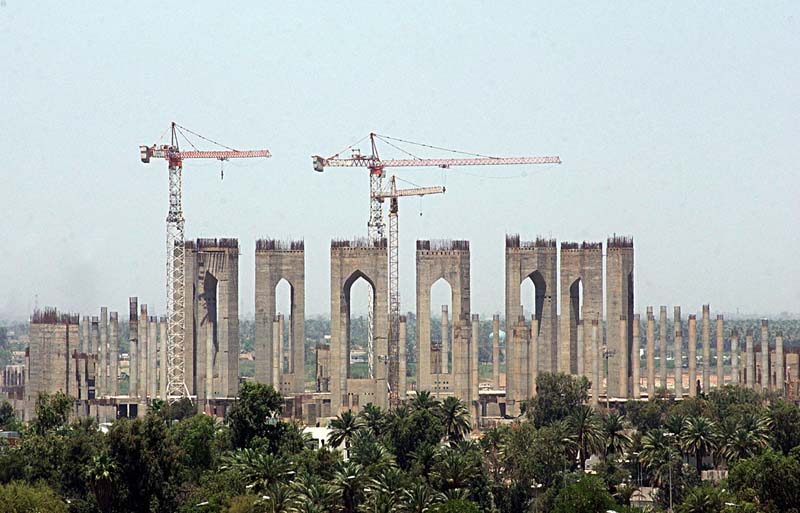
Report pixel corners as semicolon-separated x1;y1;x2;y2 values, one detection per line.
1;2;798;321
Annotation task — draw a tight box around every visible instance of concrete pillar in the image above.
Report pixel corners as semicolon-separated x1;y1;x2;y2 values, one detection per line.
659;306;668;389
591;319;600;407
139;304;148;399
441;305;449;374
646;307;655;398
99;307;108;396
81;317;90;354
278;314;285;374
745;329;754;388
761;320;769;391
471;314;480;422
618;316;628;398
148;316;157;401
529;316;538;397
730;329;739;385
159;317;167;399
688;315;697;397
492;314;500;387
632;314;640;398
702;305;711;393
109;312;119;396
129;298;138;399
577;321;585;377
271;317;280;388
90;316;99;355
716;315;724;388
776;331;785;396
399;316;407;401
674;308;682;397
205;316;214;404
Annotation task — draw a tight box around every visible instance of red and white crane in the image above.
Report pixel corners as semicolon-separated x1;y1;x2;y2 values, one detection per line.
140;122;270;401
313;133;560;408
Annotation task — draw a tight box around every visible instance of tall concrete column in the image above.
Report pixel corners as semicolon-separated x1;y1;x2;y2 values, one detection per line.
760;320;769;391
730;329;739;385
716;315;724;388
271;317;280;388
745;329;754;388
139;305;148;399
492;314;500;387
90;316;99;355
646;308;655;398
632;315;640;397
776;331;785;396
659;306;668;390
278;314;285;374
99;308;108;396
471;314;480;422
441;305;449;374
688;315;697;397
129;298;138;399
81;317;90;354
674;310;683;397
399;316;407;401
577;321;585;377
109;312;119;396
591;319;600;407
529;316;539;397
159;317;167;398
148;316;158;401
204;317;214;405
702;305;711;393
618;317;629;398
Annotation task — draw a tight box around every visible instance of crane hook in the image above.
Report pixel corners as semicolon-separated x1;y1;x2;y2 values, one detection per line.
220;160;224;180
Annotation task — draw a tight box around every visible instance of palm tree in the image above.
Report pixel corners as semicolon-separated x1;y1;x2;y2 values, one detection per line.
680;416;719;473
349;429;396;472
602;412;632;458
409;443;439;480
331;460;367;513
640;429;681;488
147;398;165;416
402;482;444;513
567;405;604;470
257;483;297;513
328;410;365;457
431;447;479;491
84;452;117;513
439;396;472;442
358;403;386;436
290;474;335;513
664;413;687;437
223;449;294;491
411;390;440;413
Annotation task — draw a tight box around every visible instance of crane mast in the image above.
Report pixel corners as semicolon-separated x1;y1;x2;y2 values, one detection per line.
313;133;560;409
141;122;270;401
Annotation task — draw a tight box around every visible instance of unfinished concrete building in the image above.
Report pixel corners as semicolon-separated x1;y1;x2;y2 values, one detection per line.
255;239;306;409
558;241;603;376
184;238;240;412
505;235;557;415
330;238;388;413
415;240;471;396
606;236;634;398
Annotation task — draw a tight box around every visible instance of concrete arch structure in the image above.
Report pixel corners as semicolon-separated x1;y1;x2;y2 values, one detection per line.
559;242;603;376
415;240;471;395
505;235;557;415
330;238;388;413
255;239;306;404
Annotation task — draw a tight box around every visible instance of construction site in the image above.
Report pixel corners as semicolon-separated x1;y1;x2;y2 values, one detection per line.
2;126;796;427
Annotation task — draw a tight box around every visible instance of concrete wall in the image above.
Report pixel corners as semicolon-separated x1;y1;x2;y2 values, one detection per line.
255;239;306;402
330;238;388;413
606;236;634;398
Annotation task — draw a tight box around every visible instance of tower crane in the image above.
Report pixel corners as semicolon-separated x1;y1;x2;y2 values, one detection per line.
313;133;561;408
140;122;270;401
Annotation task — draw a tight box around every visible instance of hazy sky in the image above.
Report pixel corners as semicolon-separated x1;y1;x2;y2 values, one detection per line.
1;2;798;321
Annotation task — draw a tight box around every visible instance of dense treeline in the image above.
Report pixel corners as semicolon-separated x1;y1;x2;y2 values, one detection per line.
3;375;800;512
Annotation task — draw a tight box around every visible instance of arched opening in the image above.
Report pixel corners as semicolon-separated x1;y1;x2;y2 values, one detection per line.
570;278;583;324
344;271;374;379
275;278;292;375
200;271;218;398
430;278;453;374
522;270;546;334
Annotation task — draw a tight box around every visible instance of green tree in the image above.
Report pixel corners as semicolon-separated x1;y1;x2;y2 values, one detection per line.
331;460;367;513
328;410;364;456
223;449;294;492
30;391;72;434
769;400;800;455
728;448;800;513
85;452;117;513
680;416;719;473
602;411;632;458
432;498;479;513
438;397;471;442
0;481;68;513
567;405;603;470
402;482;444;513
0;401;15;429
358;403;386;436
551;474;615;513
170;413;219;479
526;372;590;427
226;382;284;449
